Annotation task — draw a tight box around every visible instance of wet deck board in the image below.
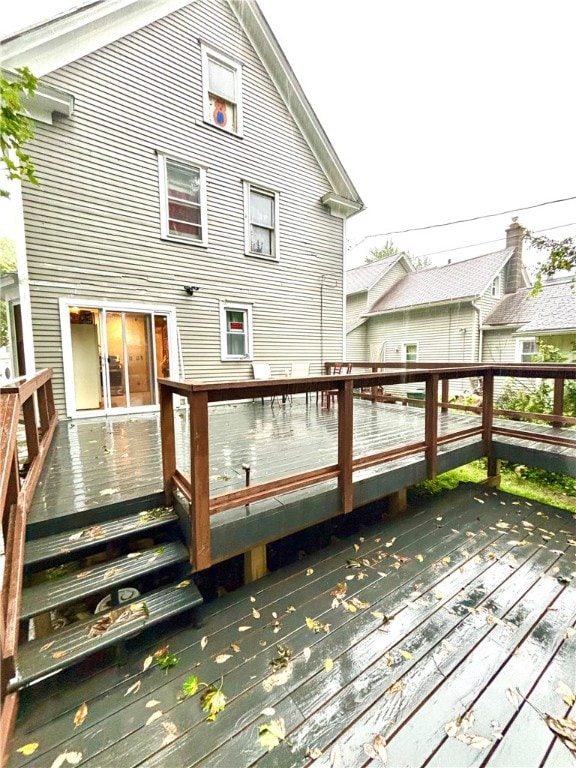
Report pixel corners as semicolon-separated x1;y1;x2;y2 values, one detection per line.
9;485;576;768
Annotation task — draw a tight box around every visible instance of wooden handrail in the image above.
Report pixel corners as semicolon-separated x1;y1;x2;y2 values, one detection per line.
158;362;576;573
1;369;58;768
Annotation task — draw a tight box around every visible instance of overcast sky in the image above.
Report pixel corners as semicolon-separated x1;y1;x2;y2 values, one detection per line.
3;0;576;270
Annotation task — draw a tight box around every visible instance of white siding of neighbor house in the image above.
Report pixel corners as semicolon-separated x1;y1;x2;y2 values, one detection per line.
20;0;345;414
346;293;367;330
366;261;409;309
346;323;367;360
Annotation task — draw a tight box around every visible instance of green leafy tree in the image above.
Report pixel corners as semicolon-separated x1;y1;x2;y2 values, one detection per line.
0;237;17;347
365;239;429;269
1;67;39;198
524;231;576;290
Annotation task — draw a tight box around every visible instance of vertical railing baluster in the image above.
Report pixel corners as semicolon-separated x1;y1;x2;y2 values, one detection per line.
159;383;176;508
552;377;564;429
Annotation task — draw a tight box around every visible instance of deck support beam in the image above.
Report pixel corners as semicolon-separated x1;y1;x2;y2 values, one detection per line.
388;487;407;515
244;544;267;584
338;380;354;513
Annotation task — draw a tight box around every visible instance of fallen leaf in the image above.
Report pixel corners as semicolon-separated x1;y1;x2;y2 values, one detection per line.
214;653;232;664
330;744;342;767
17;743;39;756
175;580;191;588
258;718;286;751
386;681;404;694
252;608;261;619
474;497;485;504
201;685;227;721
50;752;83;768
543;713;576;754
146;710;163;726
557;681;576;707
261;707;276;716
303;647;311;662
73;703;88;728
306;568;314;576
143;655;153;672
456;733;492;749
364;735;388;764
353;544;360;552
40;641;55;652
250;596;256;602
161;721;178;747
400;649;412;660
52;651;67;659
415;554;424;562
325;658;334;672
238;626;251;632
306;746;323;759
231;642;240;653
564;627;576;640
146;699;161;707
125;680;141;696
371;610;385;620
99;487;118;496
200;635;208;650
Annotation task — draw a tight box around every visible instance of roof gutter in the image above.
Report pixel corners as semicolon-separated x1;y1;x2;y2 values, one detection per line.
365;294;478;317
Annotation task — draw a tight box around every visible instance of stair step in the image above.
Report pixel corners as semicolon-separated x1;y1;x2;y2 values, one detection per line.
10;579;203;690
20;541;189;620
25;507;178;567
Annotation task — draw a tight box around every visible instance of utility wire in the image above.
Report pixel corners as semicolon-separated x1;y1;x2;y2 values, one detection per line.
348;194;576;250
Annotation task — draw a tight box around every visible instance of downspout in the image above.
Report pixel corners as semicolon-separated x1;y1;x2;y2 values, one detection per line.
472;302;483;362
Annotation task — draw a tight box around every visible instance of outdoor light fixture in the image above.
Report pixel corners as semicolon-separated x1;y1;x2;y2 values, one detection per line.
183;285;200;296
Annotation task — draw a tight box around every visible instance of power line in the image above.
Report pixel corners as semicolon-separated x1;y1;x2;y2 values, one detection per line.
348;194;576;250
412;221;576;261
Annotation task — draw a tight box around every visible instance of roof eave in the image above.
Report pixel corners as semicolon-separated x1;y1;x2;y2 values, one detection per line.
366;295;477;317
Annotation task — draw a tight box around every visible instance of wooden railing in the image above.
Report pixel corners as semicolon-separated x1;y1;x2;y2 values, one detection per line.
159;362;576;573
1;369;57;767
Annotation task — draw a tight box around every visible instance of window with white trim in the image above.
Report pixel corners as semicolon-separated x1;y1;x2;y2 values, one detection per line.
158;155;207;245
491;275;501;297
518;338;537;363
244;183;279;259
201;45;242;134
220;303;253;360
403;343;418;362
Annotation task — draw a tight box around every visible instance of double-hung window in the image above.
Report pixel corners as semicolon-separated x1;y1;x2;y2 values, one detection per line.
201;44;242;134
159;155;207;245
403;343;418;363
220;302;253;360
518;338;537;363
244;183;279;259
491;275;501;297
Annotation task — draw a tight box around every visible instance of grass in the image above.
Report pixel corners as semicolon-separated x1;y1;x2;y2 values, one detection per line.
409;459;576;515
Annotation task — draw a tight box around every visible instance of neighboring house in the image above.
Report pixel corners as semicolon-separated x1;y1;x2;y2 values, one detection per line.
1;0;363;418
348;219;530;369
483;275;576;363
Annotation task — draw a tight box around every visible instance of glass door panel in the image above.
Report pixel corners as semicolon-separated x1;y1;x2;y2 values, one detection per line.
124;312;154;407
105;311;127;409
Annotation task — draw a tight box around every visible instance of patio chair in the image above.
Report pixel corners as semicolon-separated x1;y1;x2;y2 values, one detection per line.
319;363;352;410
290;362;311;403
252;363;273;404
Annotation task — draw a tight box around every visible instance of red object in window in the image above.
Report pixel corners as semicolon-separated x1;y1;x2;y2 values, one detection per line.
229;321;243;330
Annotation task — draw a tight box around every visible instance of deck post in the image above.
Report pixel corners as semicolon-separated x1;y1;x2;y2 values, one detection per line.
551;377;564;429
338;379;353;513
389;487;407;514
244;544;267;584
441;378;449;413
482;369;494;456
425;374;439;479
371;364;379;402
189;390;211;571
159;384;176;507
22;397;39;464
485;457;501;487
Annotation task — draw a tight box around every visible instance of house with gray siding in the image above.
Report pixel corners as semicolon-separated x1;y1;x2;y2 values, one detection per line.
1;0;363;418
348;220;529;371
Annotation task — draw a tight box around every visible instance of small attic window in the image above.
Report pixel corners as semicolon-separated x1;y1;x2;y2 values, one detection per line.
491;275;501;297
201;44;243;135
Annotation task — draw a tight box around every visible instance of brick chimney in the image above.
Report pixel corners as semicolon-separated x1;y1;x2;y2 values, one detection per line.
504;217;525;294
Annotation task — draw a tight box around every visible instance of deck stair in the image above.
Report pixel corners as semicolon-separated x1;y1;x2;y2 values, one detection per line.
12;507;203;691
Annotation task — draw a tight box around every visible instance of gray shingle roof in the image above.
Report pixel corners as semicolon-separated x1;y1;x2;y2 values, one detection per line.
367;248;514;314
346;256;400;296
484;277;576;333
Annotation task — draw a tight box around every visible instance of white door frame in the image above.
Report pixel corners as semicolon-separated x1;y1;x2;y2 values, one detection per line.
59;298;179;418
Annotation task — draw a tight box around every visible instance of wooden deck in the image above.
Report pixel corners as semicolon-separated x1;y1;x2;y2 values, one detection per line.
9;484;576;768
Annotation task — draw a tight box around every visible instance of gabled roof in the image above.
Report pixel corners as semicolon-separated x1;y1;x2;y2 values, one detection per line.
366;247;514;315
0;0;363;215
346;255;404;296
484;277;576;334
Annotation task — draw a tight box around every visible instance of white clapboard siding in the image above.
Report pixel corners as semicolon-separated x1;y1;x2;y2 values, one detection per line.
21;0;348;414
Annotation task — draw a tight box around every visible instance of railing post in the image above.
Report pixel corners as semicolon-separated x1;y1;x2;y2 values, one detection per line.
189;390;211;571
482;369;494;458
37;383;50;436
551;377;564;429
22;397;39;464
425;374;438;479
338;379;353;513
441;378;449;413
371;364;378;402
159;383;176;507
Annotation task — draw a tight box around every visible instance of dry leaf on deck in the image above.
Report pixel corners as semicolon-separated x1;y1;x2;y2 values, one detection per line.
324;658;334;672
415;554;424;562
201;635;208;650
125;680;141;696
261;707;276;716
73;703;88;728
252;608;261;619
330;743;342;767
143;655;153;672
231;642;240;653
50;751;83;768
544;714;576;754
215;653;232;664
146;710;163;726
175;580;190;588
364;735;387;764
238;626;251;632
557;681;576;707
146;699;161;708
306;746;323;759
258;718;286;751
400;649;412;660
303;647;311;662
386;681;404;695
564;627;576;640
306;568;314;576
